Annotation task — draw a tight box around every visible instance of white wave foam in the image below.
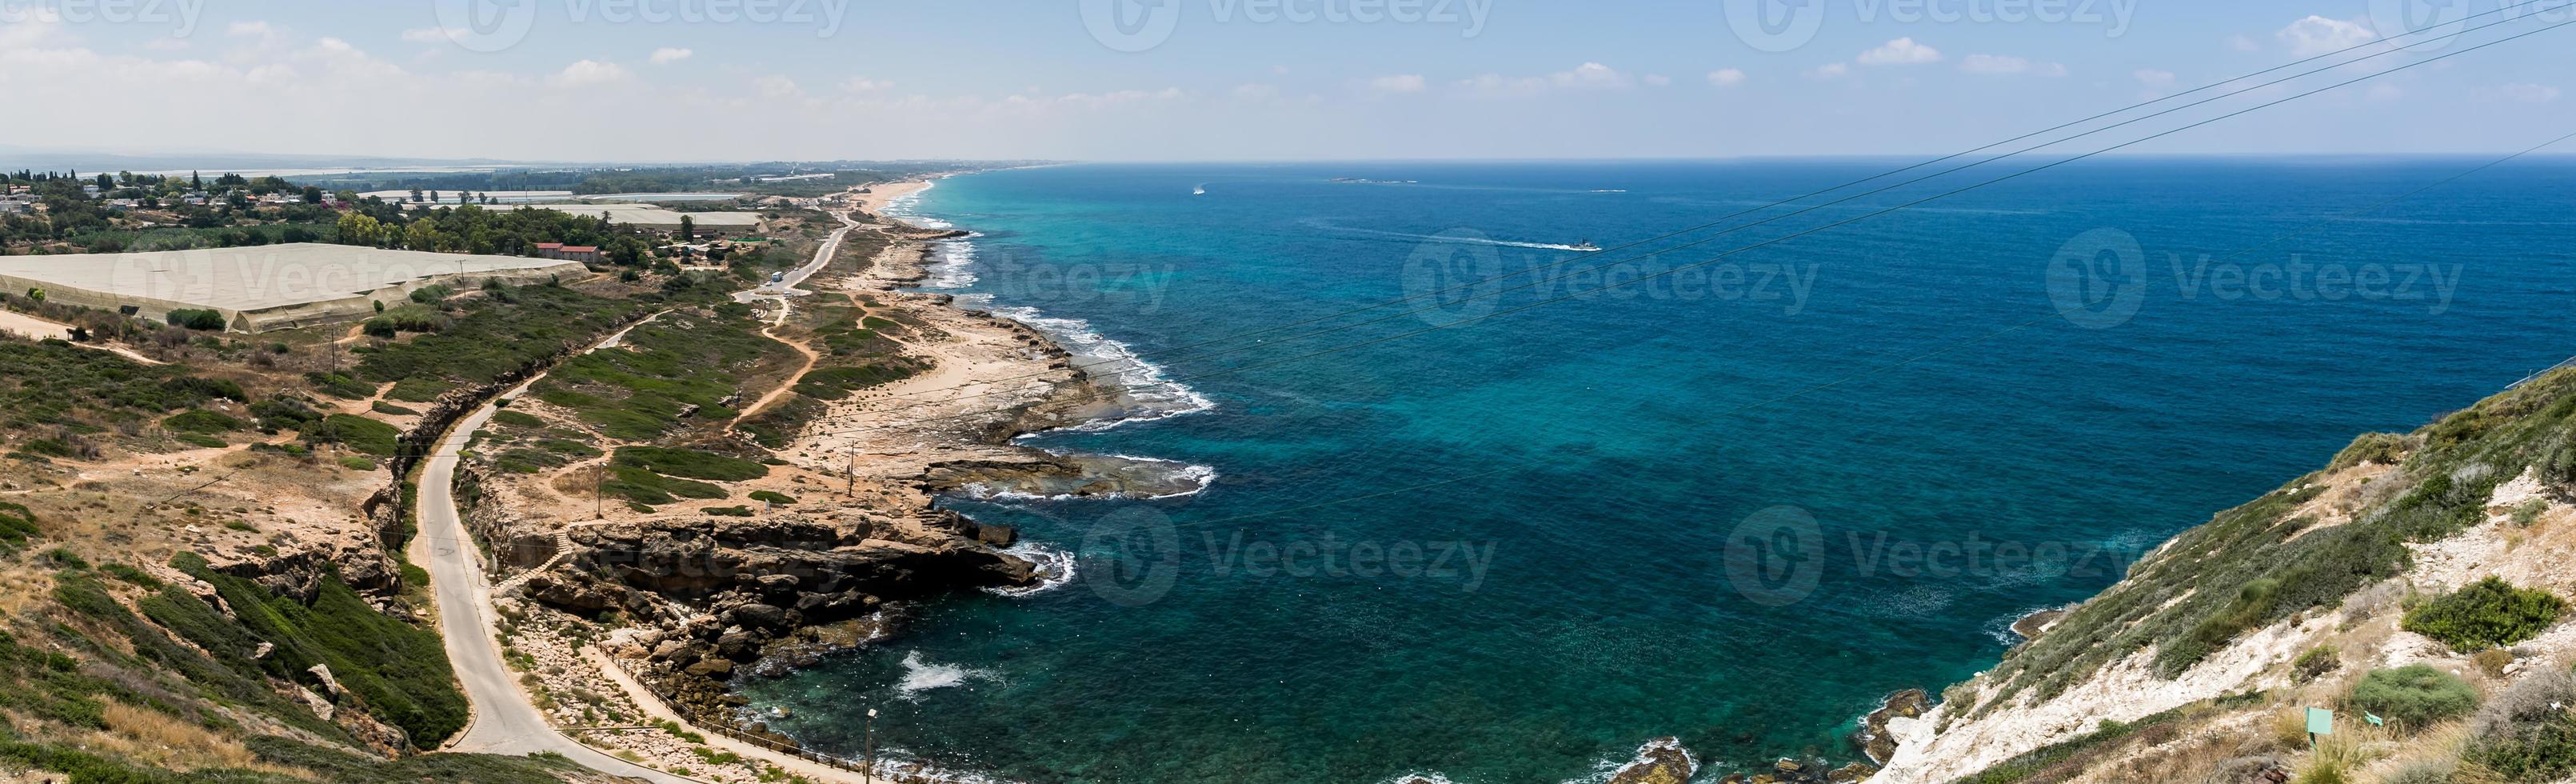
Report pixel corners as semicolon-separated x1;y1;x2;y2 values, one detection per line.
921;233;983;289
1380;774;1460;784
987;542;1077;598
988;306;1216;430
895;650;995;698
1563;738;1698;784
878;180;953;230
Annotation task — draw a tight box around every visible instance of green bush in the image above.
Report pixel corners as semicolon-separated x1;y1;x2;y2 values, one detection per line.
2403;578;2567;652
301;414;400;457
338;456;377;471
491;410;547;430
168;556;469;746
162;409;245;434
370;400;420;416
612;446;769;482
749;490;796;506
302;370;375;399
2292;646;2340;682
408;283;454;304
2348;665;2479;728
2328;432;2412;471
166;308;226;330
702;506;754;517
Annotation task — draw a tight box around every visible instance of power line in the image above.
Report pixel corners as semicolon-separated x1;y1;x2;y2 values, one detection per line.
795;0;2566;419
790;14;2576;443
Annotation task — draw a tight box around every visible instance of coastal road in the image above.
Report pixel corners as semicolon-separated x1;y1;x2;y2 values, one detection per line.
736;207;865;323
417;201;872;782
417;314;695;783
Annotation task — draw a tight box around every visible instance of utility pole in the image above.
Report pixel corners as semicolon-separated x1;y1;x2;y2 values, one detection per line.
593;463;603;519
846;449;856;498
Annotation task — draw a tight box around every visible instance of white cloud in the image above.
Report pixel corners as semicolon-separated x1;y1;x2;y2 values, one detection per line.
548;59;630;88
1857;38;1941;66
1458;62;1635;97
1231;83;1280;102
142;38;190;51
1959;54;2067;76
2134;69;2176;88
755;74;804;99
1707;68;1747;87
649;47;693;65
1366;74;1428;94
2475;83;2562;102
840;76;893;92
2277;16;2376;57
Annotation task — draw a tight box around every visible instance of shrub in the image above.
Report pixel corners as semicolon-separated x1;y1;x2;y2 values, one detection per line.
2402;578;2567;652
2329;432;2412;471
2376;759;2454;784
338;456;377;471
302;414;400;457
371;400;420;416
612;446;769;482
703;506;754;517
2348;665;2479;729
162;409;245;434
2293;646;2341;682
749;490;796;506
166;308;226;330
409;284;454;304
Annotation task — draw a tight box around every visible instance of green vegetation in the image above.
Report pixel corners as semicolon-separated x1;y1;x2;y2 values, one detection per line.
749;490;797;505
407;283;455;304
161;553;469;745
353;283;645;394
338;456;377;471
0;501;34;550
162;409;246;434
301;414;399;457
1954;692;2266;783
2402;577;2566;652
2328;431;2414;471
737;394;825;450
491;409;547;429
602;466;729;506
612;446;769;481
360;304;452;338
1965;368;2576;713
533;306;787;441
702;505;755;517
2465;672;2576;782
302;370;377;399
2292;646;2341;682
166;308;226;330
2348;665;2479;729
369;400;419;416
0;338;248;438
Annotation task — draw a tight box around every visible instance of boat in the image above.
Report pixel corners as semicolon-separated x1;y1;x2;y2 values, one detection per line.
1570;240;1602;251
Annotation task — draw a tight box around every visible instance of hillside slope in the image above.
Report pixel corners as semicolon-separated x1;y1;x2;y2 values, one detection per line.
1874;367;2576;784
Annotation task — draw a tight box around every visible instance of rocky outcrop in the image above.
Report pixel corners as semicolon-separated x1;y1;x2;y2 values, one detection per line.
1607;738;1695;784
1854;689;1929;766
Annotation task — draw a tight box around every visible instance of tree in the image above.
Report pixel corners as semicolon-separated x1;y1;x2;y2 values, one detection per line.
190;170;203;190
409;188;424;203
93;174;113;190
24;287;42;302
302;186;325;204
678;214;695;242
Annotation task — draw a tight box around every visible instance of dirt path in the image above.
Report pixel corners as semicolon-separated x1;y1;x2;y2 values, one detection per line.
0;309;170;366
741;325;820;419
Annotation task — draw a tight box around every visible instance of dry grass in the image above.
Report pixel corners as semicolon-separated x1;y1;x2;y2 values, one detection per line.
84;701;310;778
0;565;50;618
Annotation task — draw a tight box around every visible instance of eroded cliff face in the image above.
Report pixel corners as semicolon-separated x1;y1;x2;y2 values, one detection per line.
1868;369;2576;784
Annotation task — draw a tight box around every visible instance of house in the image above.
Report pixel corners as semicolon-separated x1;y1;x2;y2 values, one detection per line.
0;202;22;214
533;243;602;263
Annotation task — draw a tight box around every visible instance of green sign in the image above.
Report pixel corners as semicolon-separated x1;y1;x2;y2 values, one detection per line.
2306;708;2334;736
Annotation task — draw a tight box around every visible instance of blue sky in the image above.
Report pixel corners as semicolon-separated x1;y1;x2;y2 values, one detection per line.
0;0;2569;161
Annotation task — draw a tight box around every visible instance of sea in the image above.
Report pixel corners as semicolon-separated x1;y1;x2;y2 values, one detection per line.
732;158;2576;783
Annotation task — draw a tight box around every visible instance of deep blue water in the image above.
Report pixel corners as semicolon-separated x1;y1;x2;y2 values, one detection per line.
737;159;2576;783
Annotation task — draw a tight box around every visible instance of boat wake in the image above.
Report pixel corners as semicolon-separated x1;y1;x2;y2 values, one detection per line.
1300;218;1603;252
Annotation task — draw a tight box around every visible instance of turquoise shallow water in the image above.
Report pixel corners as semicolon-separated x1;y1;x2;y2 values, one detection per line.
737;159;2576;782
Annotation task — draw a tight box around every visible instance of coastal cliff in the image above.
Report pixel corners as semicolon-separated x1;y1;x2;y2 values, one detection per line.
1851;367;2576;783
